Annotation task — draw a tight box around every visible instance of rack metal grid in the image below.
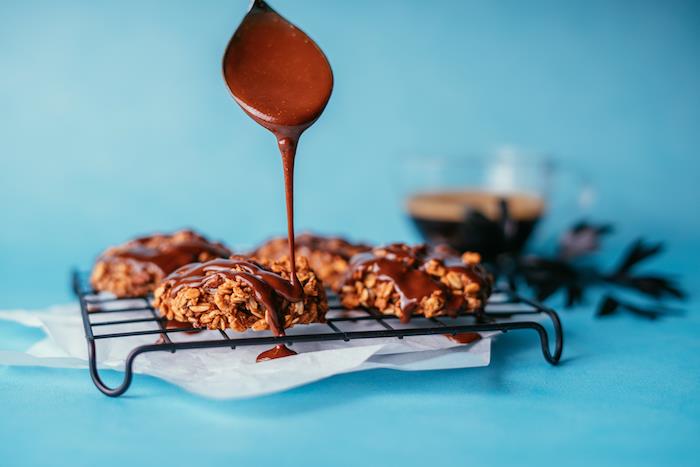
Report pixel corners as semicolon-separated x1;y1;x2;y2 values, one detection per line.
73;270;563;397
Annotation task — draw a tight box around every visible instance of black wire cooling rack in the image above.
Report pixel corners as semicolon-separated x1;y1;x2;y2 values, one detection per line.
72;270;563;397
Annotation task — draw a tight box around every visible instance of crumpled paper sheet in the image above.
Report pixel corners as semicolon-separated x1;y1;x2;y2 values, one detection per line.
0;304;492;399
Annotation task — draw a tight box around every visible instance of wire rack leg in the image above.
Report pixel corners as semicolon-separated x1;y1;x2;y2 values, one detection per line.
542;308;564;364
525;309;563;364
87;340;135;397
497;294;564;364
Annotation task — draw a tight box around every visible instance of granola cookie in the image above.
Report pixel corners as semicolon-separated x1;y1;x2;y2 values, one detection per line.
340;243;492;322
153;256;327;332
90;230;232;298
253;233;371;291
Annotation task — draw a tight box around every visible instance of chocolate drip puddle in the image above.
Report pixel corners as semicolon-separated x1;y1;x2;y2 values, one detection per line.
223;0;333;360
445;332;481;344
256;344;298;362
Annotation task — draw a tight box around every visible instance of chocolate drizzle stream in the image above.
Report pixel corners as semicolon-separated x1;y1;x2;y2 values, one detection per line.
278;137;300;292
222;0;333;360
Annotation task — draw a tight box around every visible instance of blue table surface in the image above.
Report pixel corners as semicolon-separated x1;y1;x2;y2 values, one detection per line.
1;1;699;466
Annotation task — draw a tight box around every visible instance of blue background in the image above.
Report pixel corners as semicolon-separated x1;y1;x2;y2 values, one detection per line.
1;0;698;466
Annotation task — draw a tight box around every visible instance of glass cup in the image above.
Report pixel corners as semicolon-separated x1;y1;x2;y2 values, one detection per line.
402;147;593;262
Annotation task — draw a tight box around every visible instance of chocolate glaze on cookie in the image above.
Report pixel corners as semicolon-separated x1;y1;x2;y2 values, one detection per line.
111;236;230;276
153;256;328;360
342;244;492;322
350;252;444;318
91;230;231;298
162;258;303;337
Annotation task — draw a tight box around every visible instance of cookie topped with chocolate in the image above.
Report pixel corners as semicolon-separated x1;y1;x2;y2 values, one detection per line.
253;233;371;291
153;255;327;333
91;230;232;297
340;243;492;322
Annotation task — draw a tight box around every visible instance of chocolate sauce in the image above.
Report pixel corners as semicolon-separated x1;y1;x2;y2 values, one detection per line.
256;344;298;362
114;240;230;275
353;254;444;322
444;332;481;344
222;0;333;360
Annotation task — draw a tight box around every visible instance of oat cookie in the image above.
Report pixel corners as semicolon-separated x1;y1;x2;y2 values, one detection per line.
253;233;371;291
340;243;492;321
91;230;231;298
153;256;327;332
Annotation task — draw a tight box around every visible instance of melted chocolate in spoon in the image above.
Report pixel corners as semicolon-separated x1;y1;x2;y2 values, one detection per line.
222;0;333;360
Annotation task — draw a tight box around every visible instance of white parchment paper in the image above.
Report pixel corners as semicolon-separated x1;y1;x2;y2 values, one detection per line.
0;304;492;399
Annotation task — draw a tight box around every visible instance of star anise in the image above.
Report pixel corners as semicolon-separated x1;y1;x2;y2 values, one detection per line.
605;240;685;300
596;295;684;320
558;221;613;259
513;221;685;319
